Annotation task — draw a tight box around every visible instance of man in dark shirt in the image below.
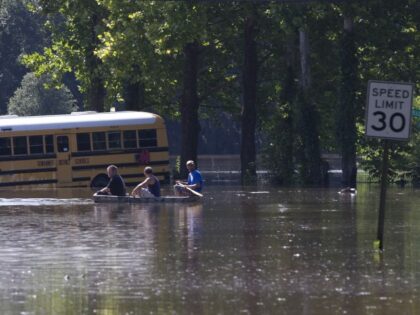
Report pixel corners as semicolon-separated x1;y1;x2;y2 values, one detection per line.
97;165;126;196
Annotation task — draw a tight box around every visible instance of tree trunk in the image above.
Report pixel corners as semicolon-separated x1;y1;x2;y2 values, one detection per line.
299;29;311;91
0;89;4;115
124;81;145;111
296;29;322;185
338;16;357;188
85;12;105;112
0;51;4;114
277;35;297;184
241;13;258;184
86;74;105;112
180;41;200;178
123;65;145;111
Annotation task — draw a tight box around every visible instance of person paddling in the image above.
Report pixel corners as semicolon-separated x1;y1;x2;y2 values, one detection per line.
174;160;203;196
131;166;161;198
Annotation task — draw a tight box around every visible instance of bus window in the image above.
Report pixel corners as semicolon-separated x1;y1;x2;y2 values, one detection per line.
123;130;137;148
93;132;106;150
108;131;121;149
29;135;43;154
138;129;157;147
57;136;69;152
45;135;54;153
0;138;11;156
13;136;28;155
77;133;91;151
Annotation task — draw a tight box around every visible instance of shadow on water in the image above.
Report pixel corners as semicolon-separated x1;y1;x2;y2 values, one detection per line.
0;185;420;314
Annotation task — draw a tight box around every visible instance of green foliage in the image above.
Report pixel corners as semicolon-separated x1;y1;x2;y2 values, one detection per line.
7;72;77;116
171;156;181;180
96;1;243;116
359;124;420;186
95;1;180;112
1;0;419;185
0;0;47;113
407;130;420;185
22;0;108;111
359;139;413;183
261;106;295;185
355;0;419;183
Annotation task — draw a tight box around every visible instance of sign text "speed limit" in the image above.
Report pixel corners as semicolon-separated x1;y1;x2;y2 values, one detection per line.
365;80;414;140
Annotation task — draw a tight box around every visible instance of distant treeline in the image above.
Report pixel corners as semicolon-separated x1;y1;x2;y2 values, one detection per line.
0;0;418;185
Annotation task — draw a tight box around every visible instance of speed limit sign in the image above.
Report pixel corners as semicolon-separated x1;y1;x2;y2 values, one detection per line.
365;80;414;140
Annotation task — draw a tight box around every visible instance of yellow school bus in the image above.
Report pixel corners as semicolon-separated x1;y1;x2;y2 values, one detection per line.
0;111;170;188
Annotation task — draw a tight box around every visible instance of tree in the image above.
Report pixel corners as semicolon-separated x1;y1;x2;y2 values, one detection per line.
240;5;259;184
23;0;108;111
356;0;420;184
258;3;336;186
11;0;418;186
292;7;323;185
260;36;297;184
7;72;77;116
98;1;242;177
0;0;47;114
337;8;357;188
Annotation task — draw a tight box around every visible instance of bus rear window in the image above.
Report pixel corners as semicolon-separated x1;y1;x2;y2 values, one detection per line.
123;130;137;148
45;135;54;153
138;129;157;147
108;132;121;149
0;138;11;156
93;132;106;150
29;136;43;154
77;133;91;151
13;137;28;155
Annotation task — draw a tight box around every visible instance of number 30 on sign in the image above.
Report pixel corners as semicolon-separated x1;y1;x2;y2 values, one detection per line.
365;80;414;140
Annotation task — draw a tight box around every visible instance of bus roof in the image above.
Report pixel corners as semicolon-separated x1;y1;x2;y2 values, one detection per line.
0;111;159;133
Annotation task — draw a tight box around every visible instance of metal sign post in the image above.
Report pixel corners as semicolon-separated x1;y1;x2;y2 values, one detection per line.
365;80;414;250
376;140;389;250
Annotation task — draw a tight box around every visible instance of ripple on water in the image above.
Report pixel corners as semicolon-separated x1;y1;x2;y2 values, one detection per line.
0;198;93;206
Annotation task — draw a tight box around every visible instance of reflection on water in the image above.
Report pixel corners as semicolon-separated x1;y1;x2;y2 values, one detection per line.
0;185;420;314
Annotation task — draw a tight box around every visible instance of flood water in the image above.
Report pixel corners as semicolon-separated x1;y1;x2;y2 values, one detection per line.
0;185;420;314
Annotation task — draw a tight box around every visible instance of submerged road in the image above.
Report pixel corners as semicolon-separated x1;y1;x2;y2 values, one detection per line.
0;185;419;314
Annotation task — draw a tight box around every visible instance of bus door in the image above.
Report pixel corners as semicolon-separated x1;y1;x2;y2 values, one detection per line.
56;135;72;184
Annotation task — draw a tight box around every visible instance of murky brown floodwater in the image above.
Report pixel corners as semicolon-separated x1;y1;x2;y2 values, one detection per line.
0;185;420;315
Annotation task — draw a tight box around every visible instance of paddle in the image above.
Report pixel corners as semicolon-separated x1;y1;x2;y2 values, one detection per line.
183;185;203;198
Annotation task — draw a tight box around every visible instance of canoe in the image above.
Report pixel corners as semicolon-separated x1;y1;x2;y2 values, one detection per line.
93;193;201;204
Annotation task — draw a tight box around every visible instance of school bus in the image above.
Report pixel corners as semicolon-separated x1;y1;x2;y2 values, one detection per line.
0;111;170;188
